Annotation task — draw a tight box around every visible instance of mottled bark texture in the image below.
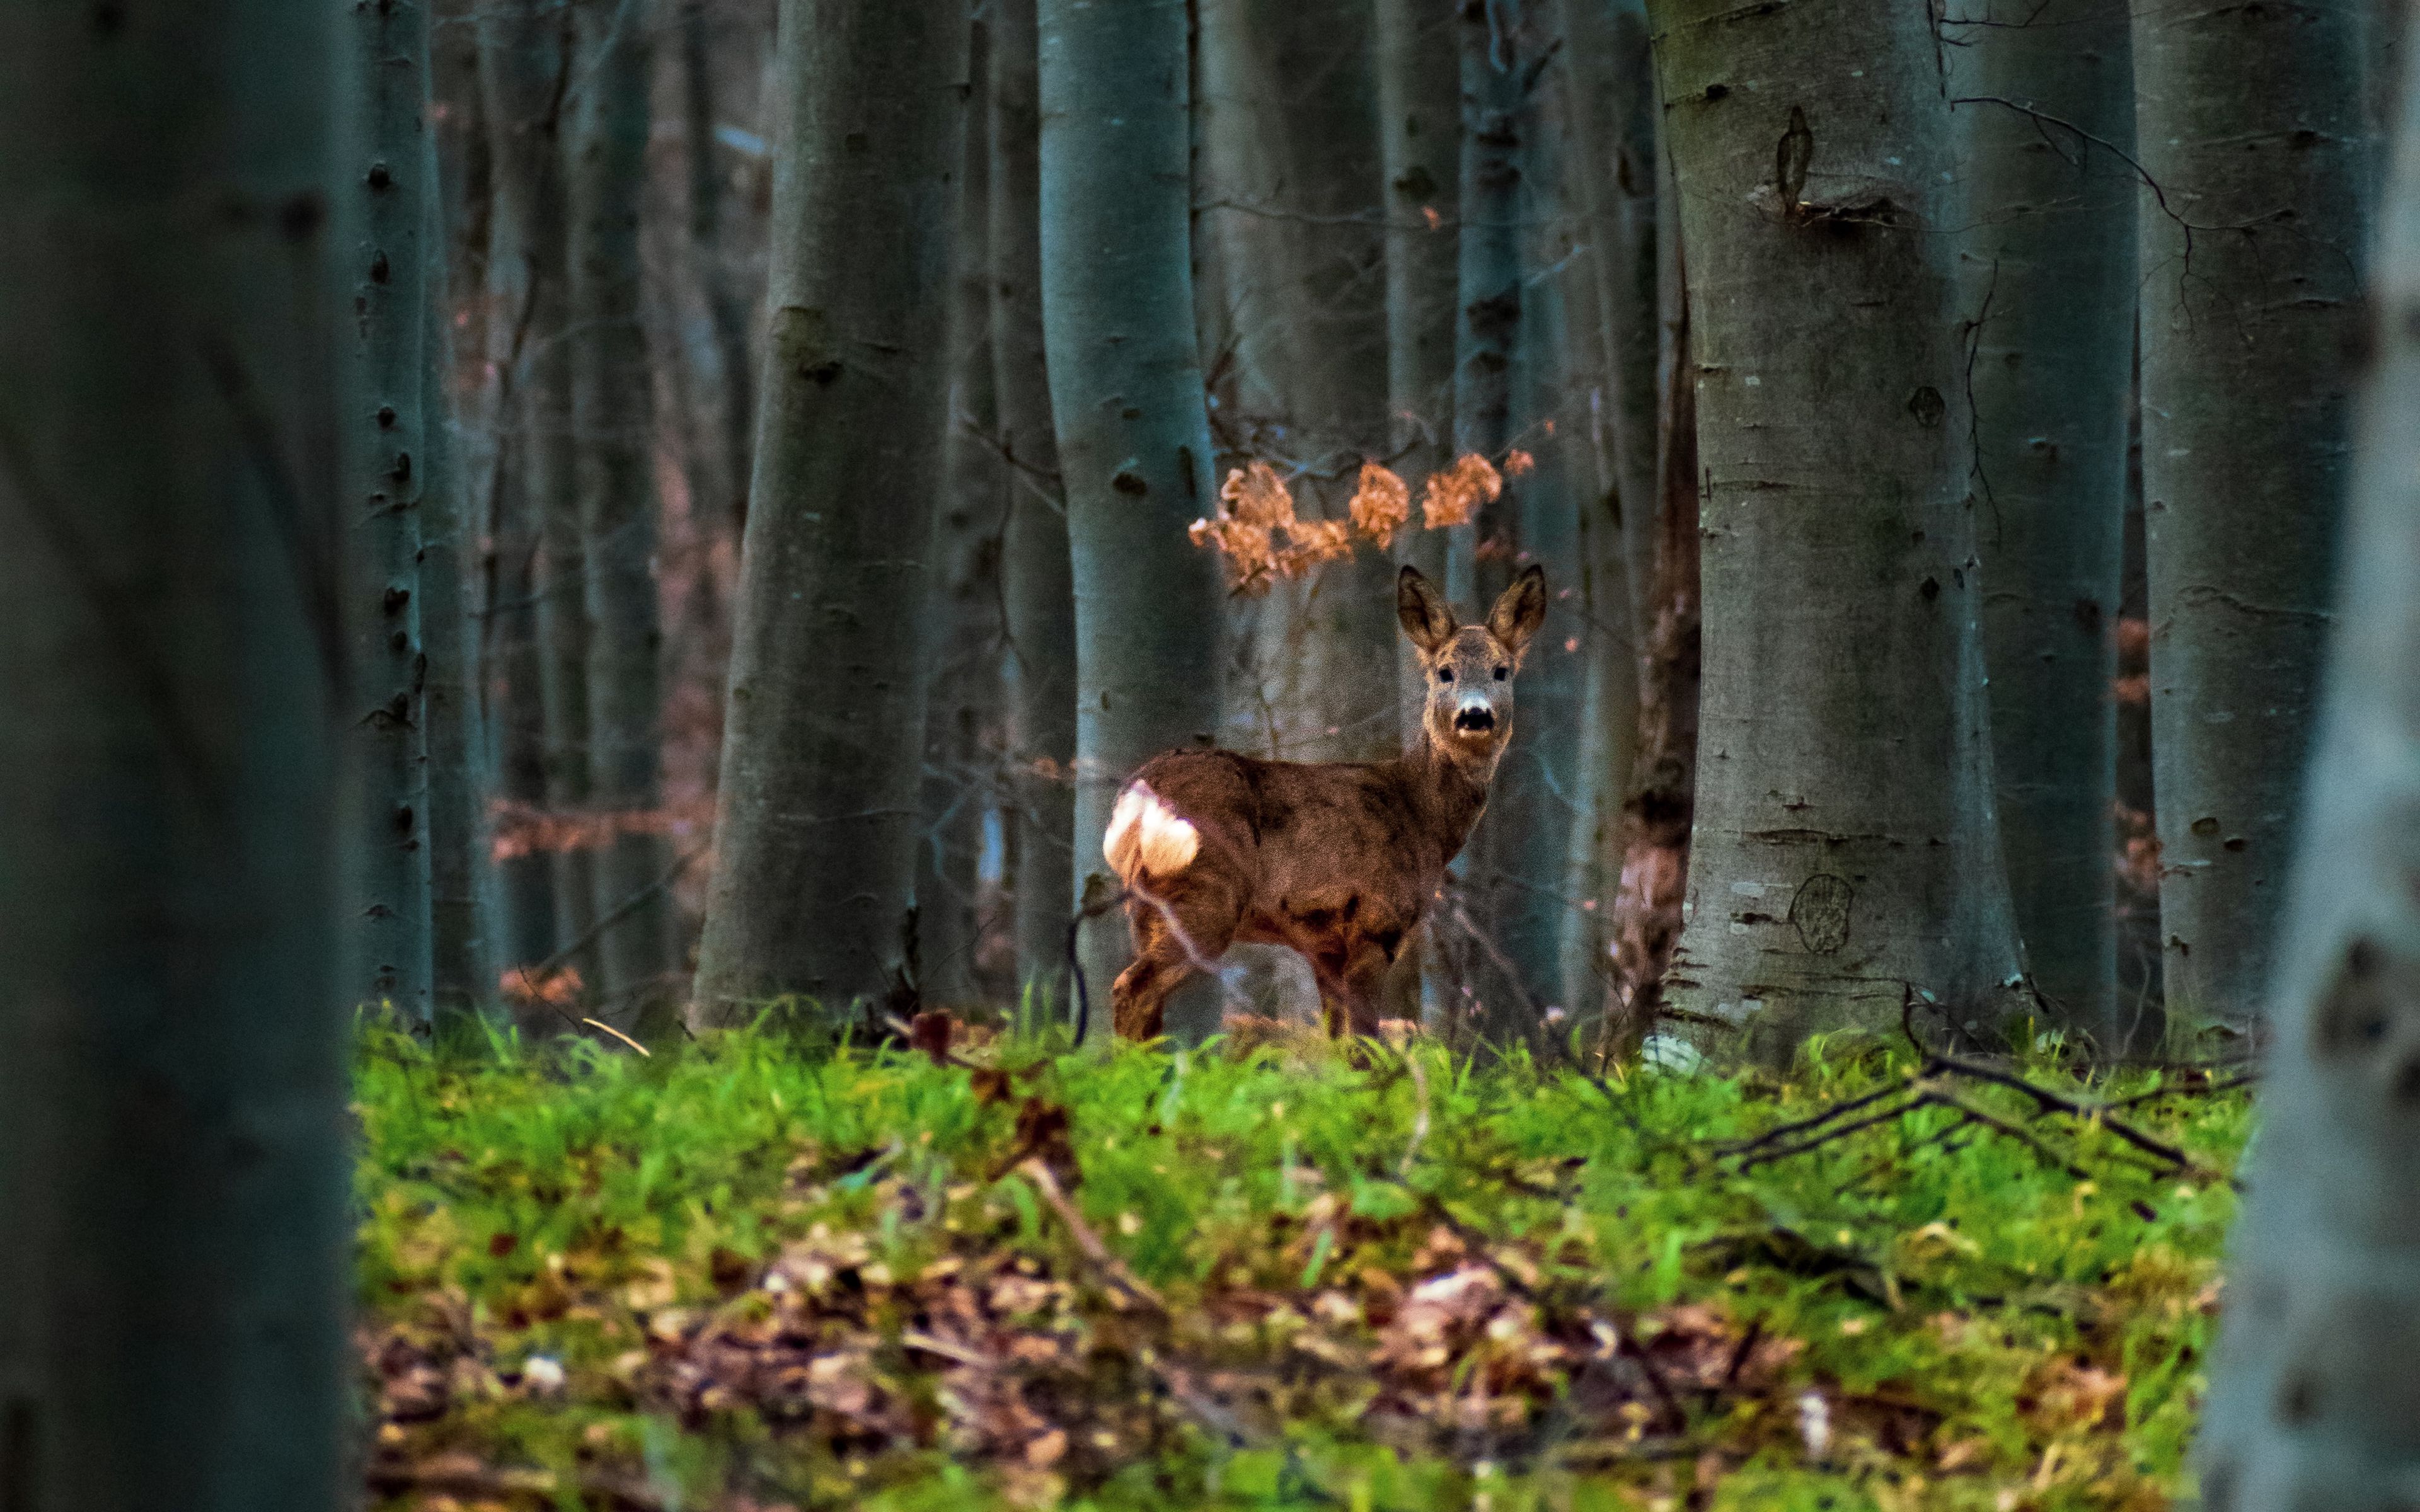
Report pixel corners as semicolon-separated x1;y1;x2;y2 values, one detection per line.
1947;0;2137;1044
1650;0;2027;1062
2133;0;2368;1033
347;0;435;1016
0;3;349;1506
693;0;961;1024
478;2;592;979
2194;55;2420;1504
918;14;1006;1009
991;0;1079;1008
1377;0;1461;731
1039;0;1226;1021
568;0;676;1035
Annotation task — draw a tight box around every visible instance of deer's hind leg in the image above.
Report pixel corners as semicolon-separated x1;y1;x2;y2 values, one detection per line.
1111;878;1243;1042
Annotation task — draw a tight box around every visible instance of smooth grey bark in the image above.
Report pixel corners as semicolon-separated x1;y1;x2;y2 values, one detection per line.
693;0;961;1024
1946;0;2137;1044
420;202;499;1031
680;0;758;539
568;0;676;1035
1196;0;1395;768
478;2;593;980
2194;57;2420;1503
347;0;435;1016
918;13;1004;1009
1651;0;2027;1062
0;2;349;1505
2134;0;2368;1032
1562;0;1659;655
1444;0;1526;609
1039;0;1227;1021
991;0;1079;1009
1377;0;1461;735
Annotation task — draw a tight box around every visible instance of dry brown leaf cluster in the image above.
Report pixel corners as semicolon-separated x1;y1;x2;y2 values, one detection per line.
1190;453;1516;592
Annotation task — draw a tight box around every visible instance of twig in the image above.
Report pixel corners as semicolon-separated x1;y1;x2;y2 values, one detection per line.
1020;1157;1167;1314
580;1017;651;1057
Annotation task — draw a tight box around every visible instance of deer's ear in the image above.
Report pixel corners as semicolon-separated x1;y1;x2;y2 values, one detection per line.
1488;565;1547;659
1397;566;1456;653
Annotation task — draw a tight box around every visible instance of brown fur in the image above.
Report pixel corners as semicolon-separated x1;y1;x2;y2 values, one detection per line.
1108;565;1548;1041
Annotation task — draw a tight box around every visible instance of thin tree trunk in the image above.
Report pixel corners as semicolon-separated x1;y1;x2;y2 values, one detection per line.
347;0;435;1017
1649;0;2027;1062
2194;54;2420;1500
569;0;676;1037
2133;0;2368;1034
681;0;758;540
479;1;592;985
0;2;349;1503
1562;0;1657;655
693;0;962;1026
1947;0;2137;1043
1377;0;1461;734
1445;0;1524;609
1039;0;1227;1022
918;13;1004;1009
992;0;1080;1011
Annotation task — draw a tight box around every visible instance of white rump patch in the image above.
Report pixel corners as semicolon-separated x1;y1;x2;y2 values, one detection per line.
1103;781;1201;881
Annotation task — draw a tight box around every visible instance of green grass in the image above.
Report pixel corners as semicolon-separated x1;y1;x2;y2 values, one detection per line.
355;1021;2249;1511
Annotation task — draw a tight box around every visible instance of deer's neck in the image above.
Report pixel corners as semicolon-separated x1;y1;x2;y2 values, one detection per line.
1400;730;1498;863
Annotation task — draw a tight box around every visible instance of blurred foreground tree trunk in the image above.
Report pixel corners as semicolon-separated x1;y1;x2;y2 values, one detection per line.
992;0;1080;1009
2194;50;2420;1502
2133;0;2367;1034
1651;0;2027;1062
694;0;961;1026
0;3;350;1504
569;0;677;1036
1040;0;1226;1024
346;0;435;1016
1948;0;2137;1045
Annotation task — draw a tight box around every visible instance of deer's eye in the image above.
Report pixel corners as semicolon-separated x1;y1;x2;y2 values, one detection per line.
1436;667;1455;684
1494;666;1509;681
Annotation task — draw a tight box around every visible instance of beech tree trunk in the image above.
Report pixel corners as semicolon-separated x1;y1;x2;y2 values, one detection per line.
693;0;960;1025
1444;0;1524;609
680;0;758;540
0;3;349;1503
991;0;1080;1009
1650;0;2027;1062
1039;0;1226;1021
2194;54;2420;1501
478;2;592;982
2133;0;2368;1033
346;0;435;1016
1377;0;1461;731
568;0;677;1036
918;14;1005;1009
1947;0;2137;1043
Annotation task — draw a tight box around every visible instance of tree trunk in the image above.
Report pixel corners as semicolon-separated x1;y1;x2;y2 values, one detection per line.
478;2;592;986
1650;0;2027;1062
2133;0;2368;1035
991;0;1080;1011
1039;0;1227;1025
2194;55;2420;1501
0;3;349;1504
346;0;435;1017
693;0;961;1026
918;13;1005;1009
1444;0;1524;609
568;0;677;1036
1376;0;1461;733
1946;0;2137;1044
680;0;759;541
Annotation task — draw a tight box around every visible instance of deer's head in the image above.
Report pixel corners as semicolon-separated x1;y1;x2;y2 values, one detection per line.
1397;563;1547;763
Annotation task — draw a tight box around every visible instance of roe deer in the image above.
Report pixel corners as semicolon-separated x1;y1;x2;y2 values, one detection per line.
1102;563;1548;1040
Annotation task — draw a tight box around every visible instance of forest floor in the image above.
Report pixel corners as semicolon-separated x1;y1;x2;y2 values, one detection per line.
356;1016;2250;1512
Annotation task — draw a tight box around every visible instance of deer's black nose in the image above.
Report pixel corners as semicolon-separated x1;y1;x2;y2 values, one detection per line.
1454;705;1495;733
